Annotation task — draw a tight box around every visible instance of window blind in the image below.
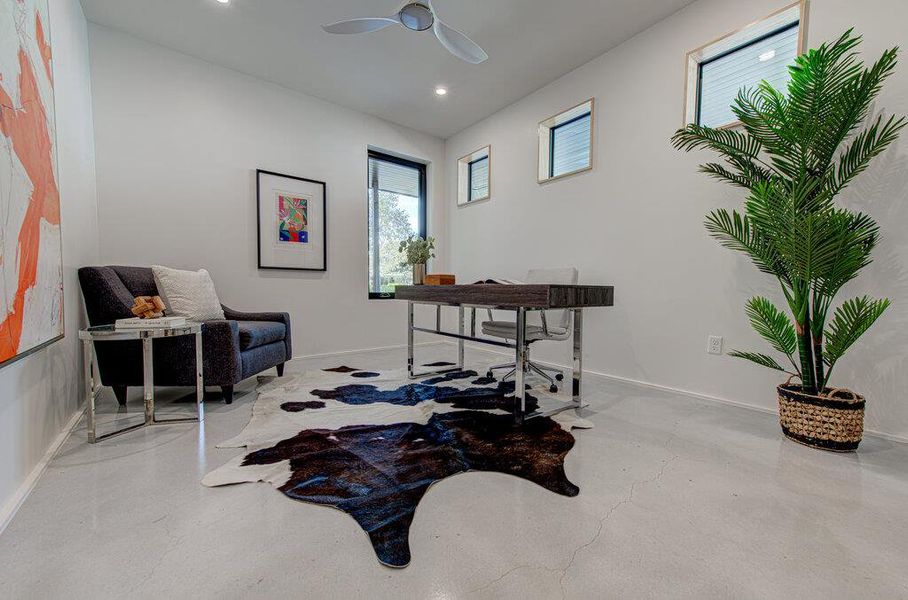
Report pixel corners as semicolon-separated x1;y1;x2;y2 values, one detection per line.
698;22;799;128
368;156;421;197
551;112;591;177
469;156;489;201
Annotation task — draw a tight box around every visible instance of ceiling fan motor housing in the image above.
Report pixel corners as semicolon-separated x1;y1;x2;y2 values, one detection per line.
399;3;434;31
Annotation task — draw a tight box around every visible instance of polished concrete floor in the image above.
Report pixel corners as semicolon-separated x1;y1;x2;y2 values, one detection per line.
1;345;907;599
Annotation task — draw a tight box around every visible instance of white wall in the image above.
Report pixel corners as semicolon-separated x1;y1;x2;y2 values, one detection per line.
0;0;99;527
444;0;908;439
88;26;447;358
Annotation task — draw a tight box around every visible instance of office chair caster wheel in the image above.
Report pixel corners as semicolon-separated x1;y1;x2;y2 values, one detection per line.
549;384;559;393
486;370;494;379
555;373;564;381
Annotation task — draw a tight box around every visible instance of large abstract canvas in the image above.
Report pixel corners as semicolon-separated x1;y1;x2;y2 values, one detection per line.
0;0;63;367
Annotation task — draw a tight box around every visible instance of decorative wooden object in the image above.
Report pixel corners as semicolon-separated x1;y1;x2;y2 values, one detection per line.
425;274;456;286
130;296;167;319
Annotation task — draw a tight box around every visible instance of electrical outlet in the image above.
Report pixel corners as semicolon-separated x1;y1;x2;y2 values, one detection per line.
707;335;723;355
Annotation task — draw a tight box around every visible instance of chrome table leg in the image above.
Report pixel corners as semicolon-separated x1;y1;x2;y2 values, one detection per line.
407;301;415;379
195;331;205;422
84;339;96;443
457;306;465;368
515;307;527;420
572;308;583;407
143;337;154;424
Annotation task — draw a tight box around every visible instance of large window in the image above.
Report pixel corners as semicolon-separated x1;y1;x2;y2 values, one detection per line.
367;151;427;299
537;99;594;183
685;2;804;128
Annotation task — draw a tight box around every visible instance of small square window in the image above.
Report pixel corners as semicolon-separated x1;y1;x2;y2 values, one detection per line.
457;145;491;205
685;2;805;128
468;156;489;202
537;99;594;183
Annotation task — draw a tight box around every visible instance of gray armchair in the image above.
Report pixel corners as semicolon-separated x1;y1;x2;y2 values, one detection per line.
78;266;291;404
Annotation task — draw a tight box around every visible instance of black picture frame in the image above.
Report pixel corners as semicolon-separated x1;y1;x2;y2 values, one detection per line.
256;169;327;272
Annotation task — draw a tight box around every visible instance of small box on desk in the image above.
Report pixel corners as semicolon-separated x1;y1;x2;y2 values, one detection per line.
425;274;455;286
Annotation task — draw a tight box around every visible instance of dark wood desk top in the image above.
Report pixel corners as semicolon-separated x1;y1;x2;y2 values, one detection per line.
395;284;614;309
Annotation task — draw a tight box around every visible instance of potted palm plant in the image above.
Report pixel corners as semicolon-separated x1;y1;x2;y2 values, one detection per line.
399;235;436;285
672;30;905;451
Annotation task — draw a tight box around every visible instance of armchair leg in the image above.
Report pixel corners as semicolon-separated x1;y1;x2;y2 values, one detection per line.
113;385;128;406
221;386;234;404
276;363;285;377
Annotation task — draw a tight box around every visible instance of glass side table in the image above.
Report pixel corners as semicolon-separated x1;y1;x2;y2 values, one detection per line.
78;323;204;443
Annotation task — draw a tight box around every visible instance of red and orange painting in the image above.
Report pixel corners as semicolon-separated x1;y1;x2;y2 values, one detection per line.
0;0;63;367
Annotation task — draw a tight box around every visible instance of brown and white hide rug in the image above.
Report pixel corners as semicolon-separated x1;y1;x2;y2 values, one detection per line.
202;363;592;568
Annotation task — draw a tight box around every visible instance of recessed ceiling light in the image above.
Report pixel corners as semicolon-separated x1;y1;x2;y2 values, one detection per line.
435;87;448;96
216;0;229;4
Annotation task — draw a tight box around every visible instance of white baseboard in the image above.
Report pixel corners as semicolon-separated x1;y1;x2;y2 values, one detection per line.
292;340;446;362
460;342;908;445
0;406;85;537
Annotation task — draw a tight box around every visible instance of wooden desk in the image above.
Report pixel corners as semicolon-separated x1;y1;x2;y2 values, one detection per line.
395;284;614;420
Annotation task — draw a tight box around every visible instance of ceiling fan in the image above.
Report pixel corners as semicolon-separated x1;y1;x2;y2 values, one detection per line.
322;1;488;65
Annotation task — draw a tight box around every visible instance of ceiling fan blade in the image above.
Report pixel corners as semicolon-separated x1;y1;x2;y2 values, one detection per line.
322;17;399;35
432;19;488;64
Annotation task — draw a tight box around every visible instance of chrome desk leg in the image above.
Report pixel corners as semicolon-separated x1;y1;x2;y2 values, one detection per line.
515;307;527;419
143;337;154;424
457;306;465;368
407;301;415;379
84;339;96;443
195;331;205;422
572;309;583;407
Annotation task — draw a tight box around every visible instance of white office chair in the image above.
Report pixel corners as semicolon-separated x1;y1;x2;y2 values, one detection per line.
481;267;578;392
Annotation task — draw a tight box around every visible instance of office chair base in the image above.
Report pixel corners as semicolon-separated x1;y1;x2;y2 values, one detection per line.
488;359;563;391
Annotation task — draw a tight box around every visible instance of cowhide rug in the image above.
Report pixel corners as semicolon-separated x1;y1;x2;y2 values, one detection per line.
202;363;592;568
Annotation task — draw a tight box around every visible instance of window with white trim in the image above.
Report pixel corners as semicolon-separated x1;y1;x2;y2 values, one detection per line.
456;145;490;205
684;2;805;128
537;99;594;183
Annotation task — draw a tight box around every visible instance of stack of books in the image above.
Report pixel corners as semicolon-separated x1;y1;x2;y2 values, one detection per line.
114;316;188;329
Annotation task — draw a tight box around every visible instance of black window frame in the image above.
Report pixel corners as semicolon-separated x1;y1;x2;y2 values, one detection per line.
695;20;800;127
367;150;428;300
467;155;489;202
549;111;592;178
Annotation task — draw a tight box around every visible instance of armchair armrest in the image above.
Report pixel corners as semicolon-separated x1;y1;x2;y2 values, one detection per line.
220;304;292;361
200;319;243;385
222;304;289;324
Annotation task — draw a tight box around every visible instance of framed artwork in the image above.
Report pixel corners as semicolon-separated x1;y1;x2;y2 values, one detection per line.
0;0;64;369
256;169;327;271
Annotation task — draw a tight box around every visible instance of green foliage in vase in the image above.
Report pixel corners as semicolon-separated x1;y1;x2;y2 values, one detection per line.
398;235;436;266
672;30;905;395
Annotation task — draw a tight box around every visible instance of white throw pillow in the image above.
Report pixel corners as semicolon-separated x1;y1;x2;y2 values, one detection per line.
151;265;225;322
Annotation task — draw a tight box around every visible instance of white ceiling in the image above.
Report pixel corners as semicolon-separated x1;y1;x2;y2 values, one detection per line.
80;0;696;138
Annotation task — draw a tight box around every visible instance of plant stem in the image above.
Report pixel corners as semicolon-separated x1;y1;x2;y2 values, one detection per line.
796;317;817;394
812;335;826;392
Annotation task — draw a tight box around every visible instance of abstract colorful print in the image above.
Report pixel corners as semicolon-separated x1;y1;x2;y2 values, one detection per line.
278;194;308;243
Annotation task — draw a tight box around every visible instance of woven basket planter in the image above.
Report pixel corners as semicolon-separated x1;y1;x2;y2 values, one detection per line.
777;383;865;452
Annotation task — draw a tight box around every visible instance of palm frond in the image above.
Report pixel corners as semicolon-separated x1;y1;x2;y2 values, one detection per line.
830;113;907;195
671;124;763;161
744;296;798;357
728;350;791;373
703;209;785;279
824;296;890;369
